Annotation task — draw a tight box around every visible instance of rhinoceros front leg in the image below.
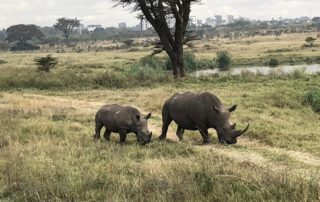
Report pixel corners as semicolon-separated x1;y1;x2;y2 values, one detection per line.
176;127;185;141
119;129;127;144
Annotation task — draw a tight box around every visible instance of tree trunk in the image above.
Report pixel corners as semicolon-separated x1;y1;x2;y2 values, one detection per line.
66;35;69;46
169;49;185;79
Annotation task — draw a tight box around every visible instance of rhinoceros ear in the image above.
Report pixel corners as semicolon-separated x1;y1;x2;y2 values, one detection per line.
213;106;220;114
145;113;152;120
228;105;237;112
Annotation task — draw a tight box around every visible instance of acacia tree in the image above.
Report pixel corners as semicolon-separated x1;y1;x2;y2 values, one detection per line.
6;24;44;45
53;18;80;45
114;0;200;78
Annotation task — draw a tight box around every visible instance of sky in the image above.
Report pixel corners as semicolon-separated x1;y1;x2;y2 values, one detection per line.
0;0;319;29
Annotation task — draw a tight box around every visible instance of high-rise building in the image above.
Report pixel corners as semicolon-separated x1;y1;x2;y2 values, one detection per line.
215;15;223;25
227;15;235;24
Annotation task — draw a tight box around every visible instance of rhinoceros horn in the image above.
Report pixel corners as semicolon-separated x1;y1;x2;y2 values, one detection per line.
233;124;250;138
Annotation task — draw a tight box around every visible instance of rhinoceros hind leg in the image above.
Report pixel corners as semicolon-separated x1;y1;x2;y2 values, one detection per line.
94;119;103;140
176;127;185;141
104;130;111;141
199;128;210;145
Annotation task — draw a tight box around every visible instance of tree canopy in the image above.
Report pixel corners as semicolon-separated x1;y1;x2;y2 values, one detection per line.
114;0;200;78
53;18;80;44
6;24;44;44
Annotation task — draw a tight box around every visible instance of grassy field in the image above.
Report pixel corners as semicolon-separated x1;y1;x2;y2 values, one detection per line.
1;33;320;201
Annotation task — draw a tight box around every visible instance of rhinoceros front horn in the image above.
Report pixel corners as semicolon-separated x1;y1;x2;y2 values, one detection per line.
233;124;250;138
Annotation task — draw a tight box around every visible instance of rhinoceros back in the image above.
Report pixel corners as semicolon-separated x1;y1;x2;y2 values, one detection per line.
96;104;139;132
166;92;223;129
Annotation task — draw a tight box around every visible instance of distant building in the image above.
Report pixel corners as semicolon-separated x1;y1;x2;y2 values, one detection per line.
87;25;102;32
215;15;223;25
197;19;203;27
227;15;235;24
118;22;127;30
205;17;216;27
140;19;150;31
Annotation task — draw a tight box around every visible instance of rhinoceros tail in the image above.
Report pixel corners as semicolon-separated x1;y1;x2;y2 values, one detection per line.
94;112;103;140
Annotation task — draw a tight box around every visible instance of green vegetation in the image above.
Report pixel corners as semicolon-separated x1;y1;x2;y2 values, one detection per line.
34;55;59;72
1;73;320;201
216;51;232;70
1;32;320;201
6;24;44;51
0;60;7;64
304;88;320;113
268;58;279;67
305;36;317;47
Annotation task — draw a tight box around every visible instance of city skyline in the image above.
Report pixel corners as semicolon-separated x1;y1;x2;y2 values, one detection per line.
0;0;319;29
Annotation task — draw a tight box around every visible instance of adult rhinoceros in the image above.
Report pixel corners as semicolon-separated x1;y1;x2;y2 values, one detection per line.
94;104;152;145
159;92;249;144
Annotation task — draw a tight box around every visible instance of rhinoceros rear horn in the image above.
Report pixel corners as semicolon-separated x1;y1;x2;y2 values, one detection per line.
228;105;237;112
233;124;250;138
145;113;152;120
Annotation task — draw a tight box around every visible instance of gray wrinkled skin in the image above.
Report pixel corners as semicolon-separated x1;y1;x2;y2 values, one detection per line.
94;104;152;145
159;92;249;145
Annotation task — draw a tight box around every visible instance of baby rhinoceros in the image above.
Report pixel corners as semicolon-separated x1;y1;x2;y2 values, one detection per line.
94;104;152;145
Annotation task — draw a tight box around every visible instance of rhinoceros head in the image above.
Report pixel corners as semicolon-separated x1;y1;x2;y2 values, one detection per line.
135;113;153;145
214;105;249;145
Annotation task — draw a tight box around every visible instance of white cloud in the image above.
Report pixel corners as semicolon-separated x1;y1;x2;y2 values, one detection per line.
0;0;319;29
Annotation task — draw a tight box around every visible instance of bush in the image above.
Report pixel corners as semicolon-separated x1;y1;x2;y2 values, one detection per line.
268;58;279;67
127;63;170;84
123;39;134;47
34;55;59;72
0;60;7;64
11;43;40;51
216;51;232;71
139;56;163;69
165;52;198;71
304;88;320;113
305;37;317;47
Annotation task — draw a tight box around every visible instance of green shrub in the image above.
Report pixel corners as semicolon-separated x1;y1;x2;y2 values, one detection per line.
304;88;320;113
139;56;163;69
0;59;7;64
123;39;134;47
216;51;232;71
305;37;317;47
11;43;40;51
127;63;170;84
165;52;198;72
34;55;59;72
268;58;279;67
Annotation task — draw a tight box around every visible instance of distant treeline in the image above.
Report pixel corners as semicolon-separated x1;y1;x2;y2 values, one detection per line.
0;17;319;44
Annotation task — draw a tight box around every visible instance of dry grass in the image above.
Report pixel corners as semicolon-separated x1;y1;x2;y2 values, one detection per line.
1;33;320;201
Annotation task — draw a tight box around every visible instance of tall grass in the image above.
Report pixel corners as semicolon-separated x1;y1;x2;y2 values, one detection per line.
304;88;320;113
